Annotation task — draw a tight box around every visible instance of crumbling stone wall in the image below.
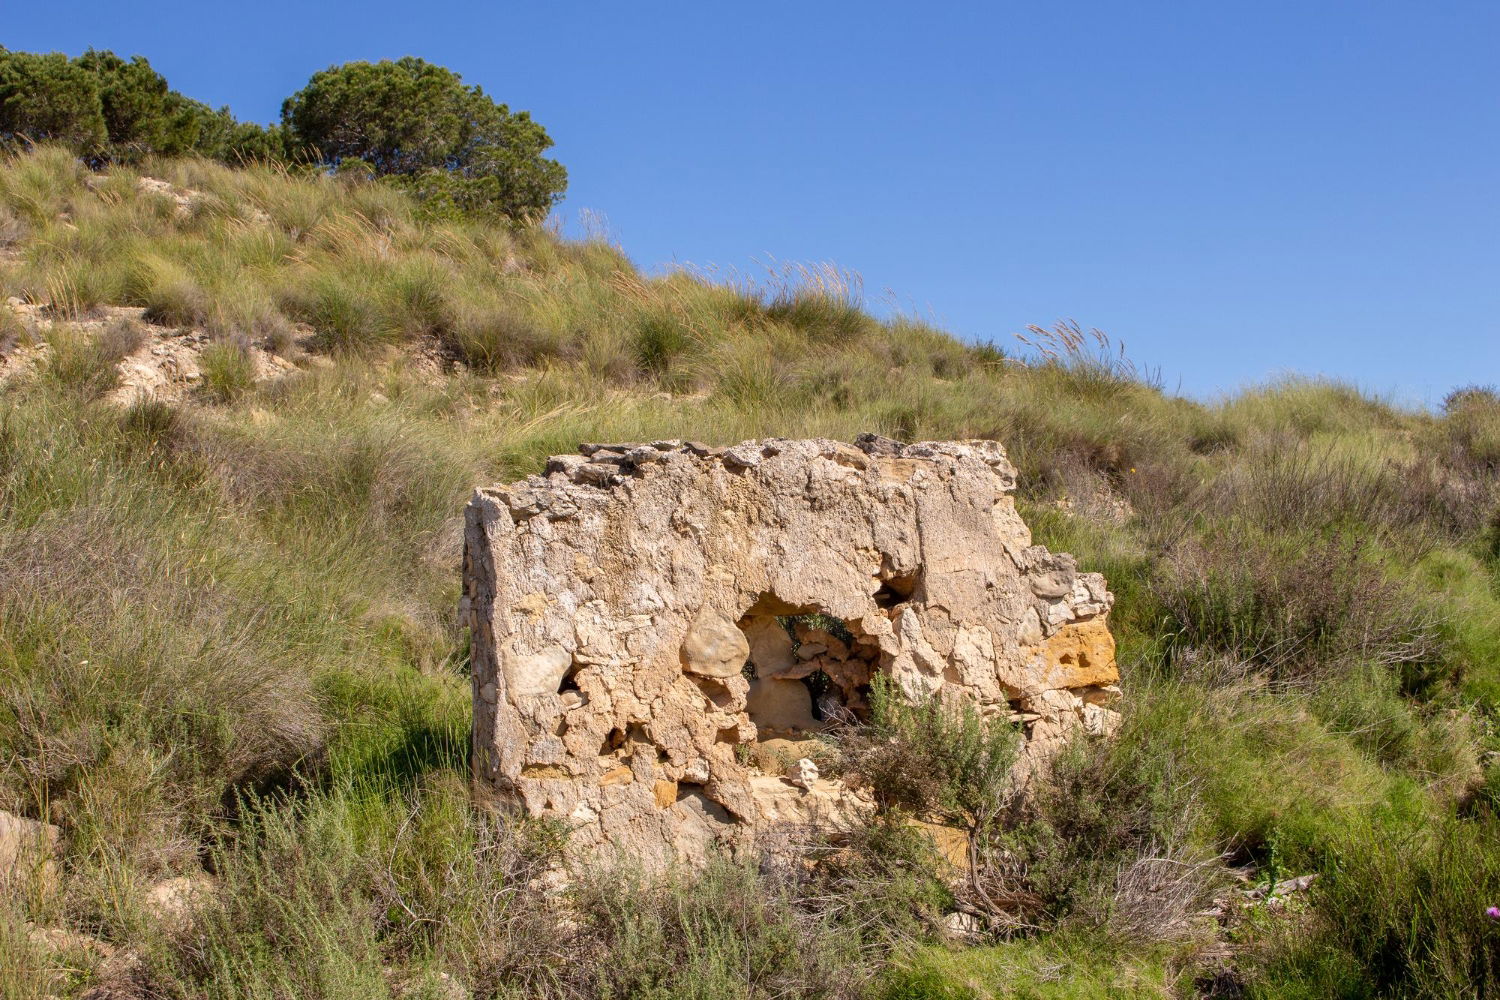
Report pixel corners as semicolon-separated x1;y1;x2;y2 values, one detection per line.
462;435;1119;866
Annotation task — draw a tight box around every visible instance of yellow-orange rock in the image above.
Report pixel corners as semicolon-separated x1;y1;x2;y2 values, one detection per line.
1036;618;1118;690
913;819;971;873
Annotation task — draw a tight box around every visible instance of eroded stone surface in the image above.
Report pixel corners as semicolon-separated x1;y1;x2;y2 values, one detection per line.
463;435;1118;866
0;809;60;892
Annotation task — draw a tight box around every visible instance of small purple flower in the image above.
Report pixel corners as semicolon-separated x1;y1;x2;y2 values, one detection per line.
1487;906;1500;921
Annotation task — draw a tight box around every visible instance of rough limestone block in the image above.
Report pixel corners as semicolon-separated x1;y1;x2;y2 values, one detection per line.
745;677;819;733
464;435;1118;867
742;617;797;678
680;607;751;678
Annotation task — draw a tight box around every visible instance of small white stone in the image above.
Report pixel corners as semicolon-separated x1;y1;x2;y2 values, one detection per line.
790;758;819;789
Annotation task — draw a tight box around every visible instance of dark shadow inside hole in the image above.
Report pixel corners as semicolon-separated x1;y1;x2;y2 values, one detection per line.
874;570;919;609
804;668;832;721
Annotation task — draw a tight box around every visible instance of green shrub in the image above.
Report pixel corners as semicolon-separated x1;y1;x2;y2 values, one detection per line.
281;57;567;221
841;677;1020;828
445;292;563;371
1440;384;1500;473
381;257;453;340
118;396;190;451
633;312;693;378
138;254;209;327
761;262;870;345
1153;530;1442;686
284;269;384;352
1255;813;1500;998
0;48;280;165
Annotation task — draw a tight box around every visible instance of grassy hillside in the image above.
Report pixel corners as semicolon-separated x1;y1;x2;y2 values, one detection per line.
1;146;1499;999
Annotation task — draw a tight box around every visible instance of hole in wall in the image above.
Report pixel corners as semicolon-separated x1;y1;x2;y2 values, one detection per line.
736;596;880;738
874;569;920;609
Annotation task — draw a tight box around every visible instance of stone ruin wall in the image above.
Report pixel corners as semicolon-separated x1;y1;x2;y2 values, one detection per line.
462;435;1120;867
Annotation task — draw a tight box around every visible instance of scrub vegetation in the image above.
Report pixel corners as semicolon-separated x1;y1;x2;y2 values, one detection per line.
1;146;1499;999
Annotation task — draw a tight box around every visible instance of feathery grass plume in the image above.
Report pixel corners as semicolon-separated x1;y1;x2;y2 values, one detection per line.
1015;319;1160;395
759;258;871;345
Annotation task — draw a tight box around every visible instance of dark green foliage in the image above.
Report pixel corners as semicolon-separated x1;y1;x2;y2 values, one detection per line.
118;397;189;451
445;297;562;371
0;50;108;151
282;269;385;352
0;48;283;165
998;710;1197;927
75;49;178;156
281;57;566;221
634;313;693;377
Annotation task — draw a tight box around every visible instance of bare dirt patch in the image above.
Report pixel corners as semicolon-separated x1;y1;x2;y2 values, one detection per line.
1;299;299;402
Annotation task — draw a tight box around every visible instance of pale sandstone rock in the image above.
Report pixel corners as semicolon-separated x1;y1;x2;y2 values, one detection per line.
743;617;797;678
914;819;972;872
144;875;216;933
0;809;60;892
752;737;828;776
745;677;819;733
942;910;986;940
681;606;751;678
27;921;141;986
464;435;1118;867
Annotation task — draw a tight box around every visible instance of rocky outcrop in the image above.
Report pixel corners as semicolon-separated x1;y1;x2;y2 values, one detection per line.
463;435;1118;866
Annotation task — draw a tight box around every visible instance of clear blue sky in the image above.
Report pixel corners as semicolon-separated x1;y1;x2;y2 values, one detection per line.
9;1;1499;403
